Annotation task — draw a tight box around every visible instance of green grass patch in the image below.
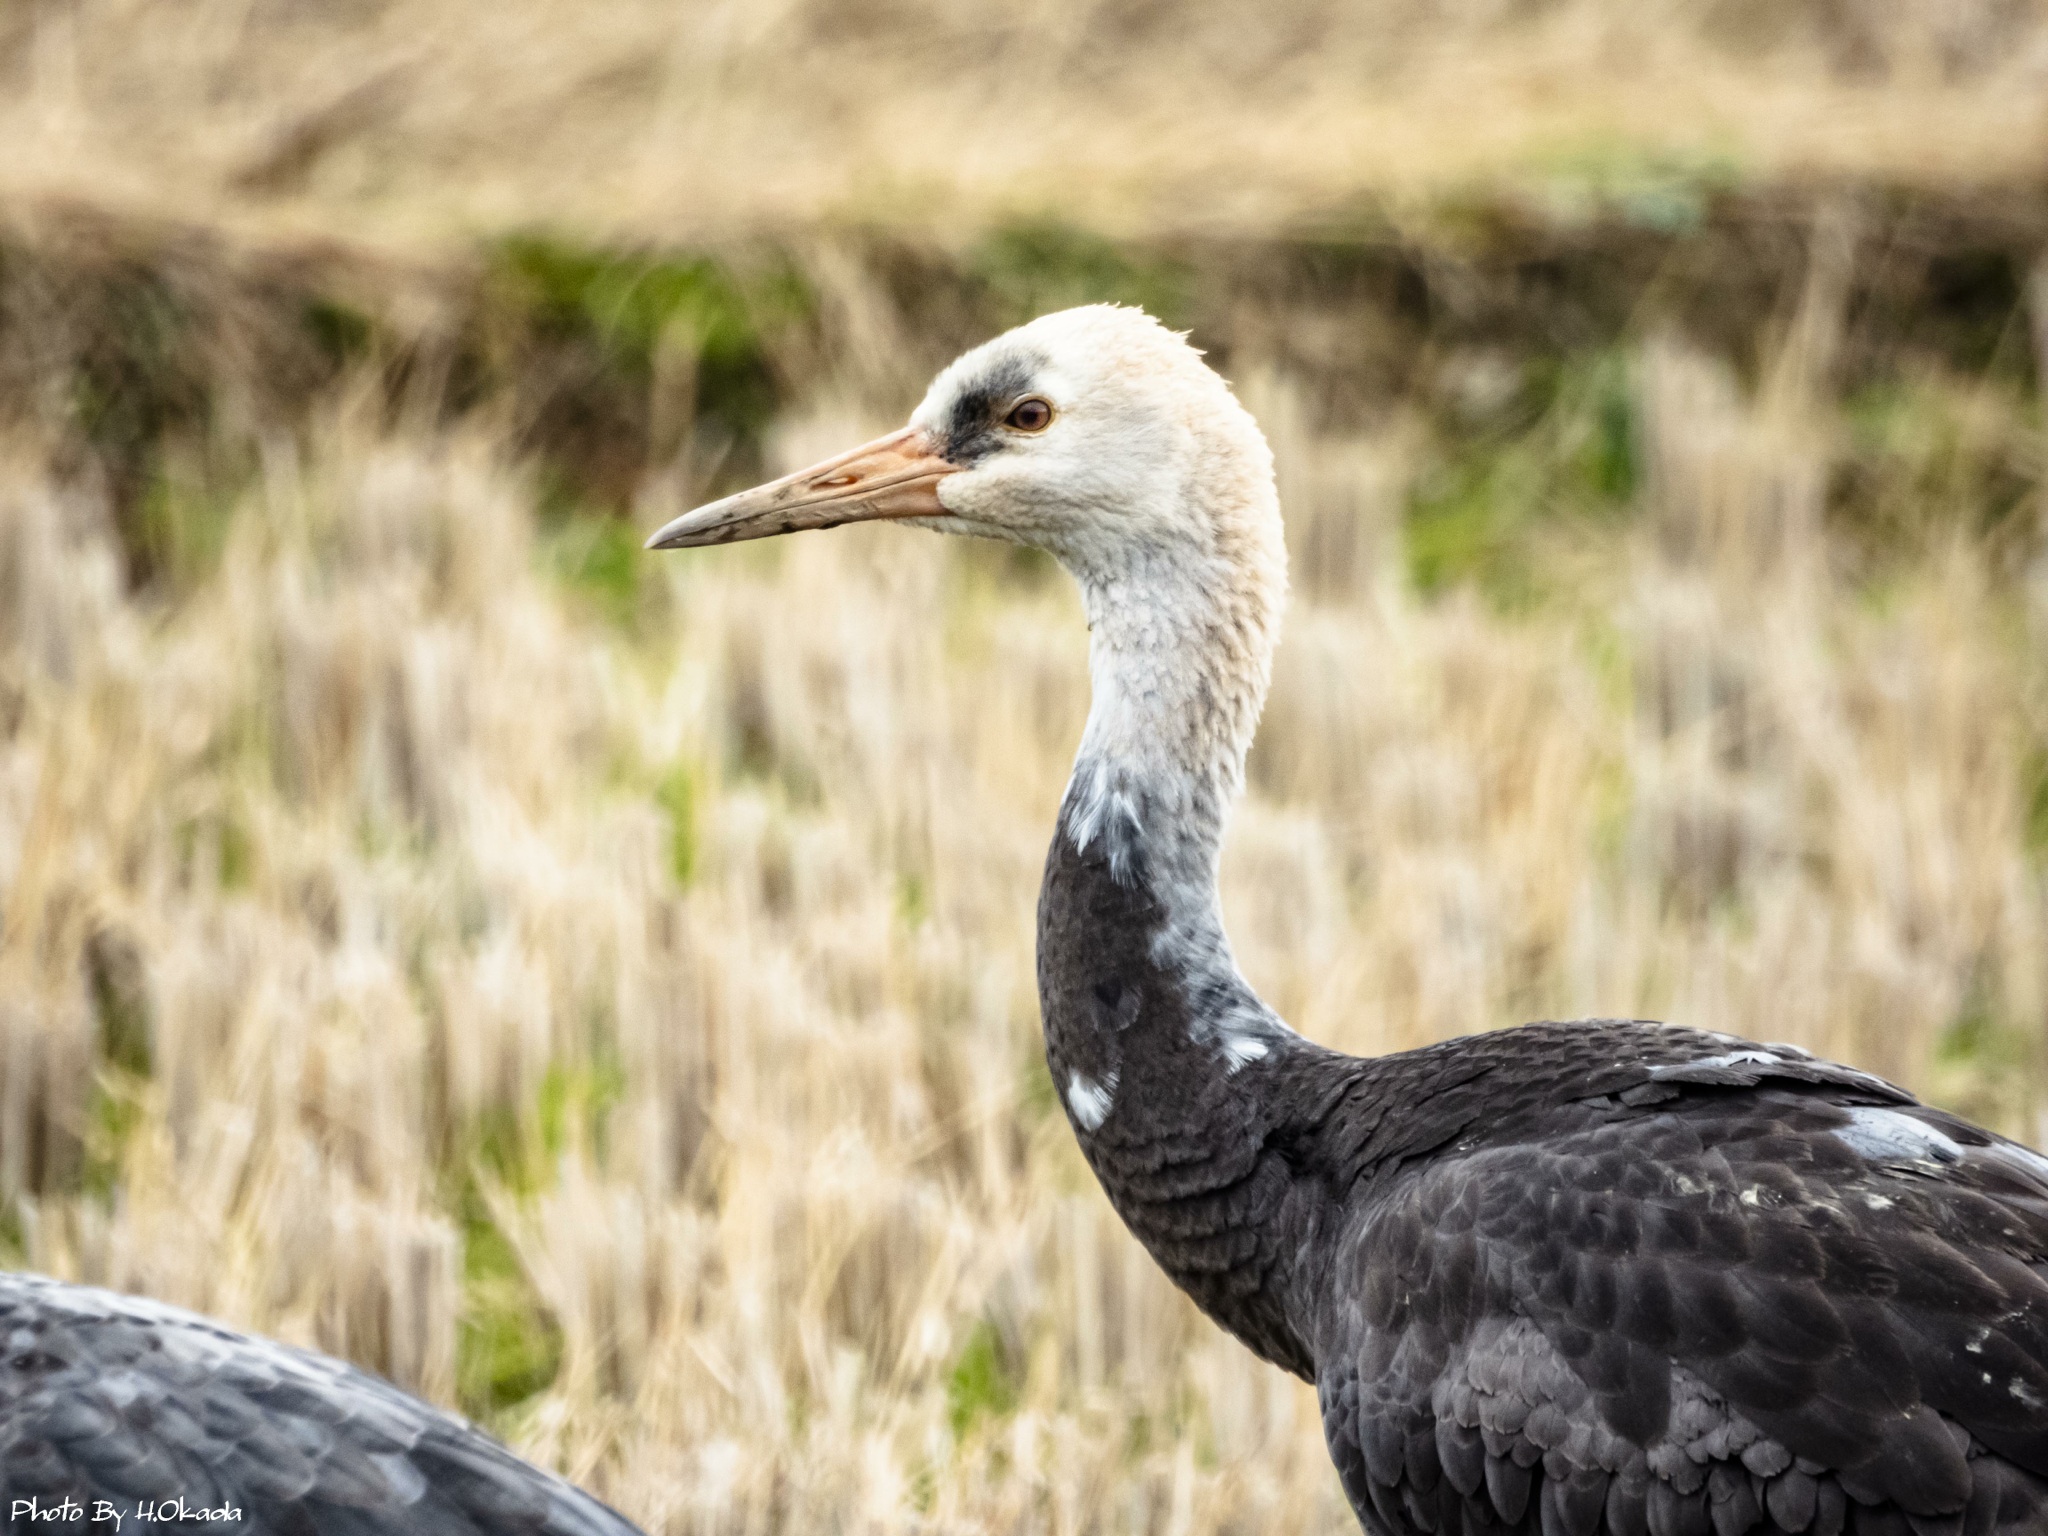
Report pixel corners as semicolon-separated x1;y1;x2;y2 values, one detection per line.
490;234;809;441
498;238;744;367
455;1179;564;1418
471;1055;630;1197
538;1056;628;1167
1405;452;1536;601
451;1058;627;1418
1017;1044;1059;1125
541;513;646;629
1406;350;1638;603
80;1075;148;1203
86;928;153;1080
946;1317;1020;1438
2026;749;2048;863
895;871;928;928
654;761;698;887
1837;377;2037;563
970;223;1193;329
136;468;240;595
303;298;375;366
174;804;257;891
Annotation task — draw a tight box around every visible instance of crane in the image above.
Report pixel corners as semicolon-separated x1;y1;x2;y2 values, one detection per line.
647;303;2048;1536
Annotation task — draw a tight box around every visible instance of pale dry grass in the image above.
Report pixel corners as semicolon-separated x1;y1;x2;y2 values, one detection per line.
0;295;2039;1532
5;0;2048;253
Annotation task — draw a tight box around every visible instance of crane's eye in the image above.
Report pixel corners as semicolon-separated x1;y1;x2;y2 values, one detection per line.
1004;397;1054;433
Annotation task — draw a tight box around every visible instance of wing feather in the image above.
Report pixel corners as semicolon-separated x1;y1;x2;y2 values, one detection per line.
1316;1038;2048;1536
0;1274;642;1535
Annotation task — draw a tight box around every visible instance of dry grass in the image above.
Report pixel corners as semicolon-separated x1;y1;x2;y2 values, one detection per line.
6;0;2048;249
1;1;2047;1531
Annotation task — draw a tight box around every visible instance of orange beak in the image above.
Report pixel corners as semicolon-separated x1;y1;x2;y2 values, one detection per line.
644;426;960;550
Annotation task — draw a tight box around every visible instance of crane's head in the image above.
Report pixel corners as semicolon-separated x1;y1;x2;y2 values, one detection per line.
644;305;1282;591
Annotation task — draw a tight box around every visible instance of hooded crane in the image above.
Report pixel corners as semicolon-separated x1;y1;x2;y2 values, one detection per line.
647;305;2048;1536
0;1273;644;1533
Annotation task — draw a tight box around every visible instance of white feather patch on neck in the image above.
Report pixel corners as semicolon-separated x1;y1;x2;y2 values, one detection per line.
1056;524;1298;1067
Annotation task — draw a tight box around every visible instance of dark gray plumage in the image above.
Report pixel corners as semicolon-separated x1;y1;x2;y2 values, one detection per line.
641;303;2048;1536
0;1273;642;1535
1041;815;2048;1536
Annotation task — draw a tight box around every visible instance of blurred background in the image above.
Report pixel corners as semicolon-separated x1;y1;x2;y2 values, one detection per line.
3;0;2047;1529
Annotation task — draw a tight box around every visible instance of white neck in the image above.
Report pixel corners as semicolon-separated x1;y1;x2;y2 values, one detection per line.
1060;526;1284;908
1053;523;1293;1067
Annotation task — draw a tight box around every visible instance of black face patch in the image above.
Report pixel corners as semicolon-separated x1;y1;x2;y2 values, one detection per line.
940;351;1044;465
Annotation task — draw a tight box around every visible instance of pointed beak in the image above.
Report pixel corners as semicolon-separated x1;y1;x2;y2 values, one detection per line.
644;426;960;550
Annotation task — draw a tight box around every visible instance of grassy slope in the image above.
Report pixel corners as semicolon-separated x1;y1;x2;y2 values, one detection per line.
5;0;2048;246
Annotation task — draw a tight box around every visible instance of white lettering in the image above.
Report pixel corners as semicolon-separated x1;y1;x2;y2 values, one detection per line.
133;1497;245;1524
11;1498;86;1522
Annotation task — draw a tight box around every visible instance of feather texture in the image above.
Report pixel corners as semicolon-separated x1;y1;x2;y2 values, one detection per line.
0;1275;642;1535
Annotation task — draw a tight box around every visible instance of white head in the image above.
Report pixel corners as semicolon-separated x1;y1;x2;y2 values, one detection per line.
906;307;1281;585
648;305;1288;873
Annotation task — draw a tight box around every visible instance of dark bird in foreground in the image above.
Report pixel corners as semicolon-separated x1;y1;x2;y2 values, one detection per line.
646;305;2048;1536
0;1273;642;1533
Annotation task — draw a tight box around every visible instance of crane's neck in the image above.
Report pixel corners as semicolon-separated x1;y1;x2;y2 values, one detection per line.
1038;524;1337;1378
1064;539;1274;917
